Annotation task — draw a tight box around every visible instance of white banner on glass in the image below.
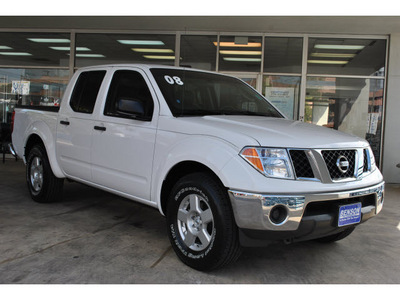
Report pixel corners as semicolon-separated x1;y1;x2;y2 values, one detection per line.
11;81;30;95
265;87;294;119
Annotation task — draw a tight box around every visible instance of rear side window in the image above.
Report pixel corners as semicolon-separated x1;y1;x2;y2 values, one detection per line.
70;70;106;114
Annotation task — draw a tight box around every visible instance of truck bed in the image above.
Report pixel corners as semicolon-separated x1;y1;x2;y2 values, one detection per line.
16;105;60;113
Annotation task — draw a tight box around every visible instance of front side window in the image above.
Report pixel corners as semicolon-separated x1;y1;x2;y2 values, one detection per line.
70;70;106;114
150;68;282;118
104;70;154;121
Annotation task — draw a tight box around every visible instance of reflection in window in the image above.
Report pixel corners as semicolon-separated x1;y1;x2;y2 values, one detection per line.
104;70;154;120
180;35;217;71
264;37;303;73
75;34;176;67
262;75;301;120
217;36;262;72
0;32;71;67
305;77;384;166
0;68;69;122
70;70;106;114
238;77;257;89
307;38;386;76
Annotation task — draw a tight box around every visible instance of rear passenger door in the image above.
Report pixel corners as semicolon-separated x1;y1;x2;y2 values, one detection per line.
56;69;107;181
91;68;158;202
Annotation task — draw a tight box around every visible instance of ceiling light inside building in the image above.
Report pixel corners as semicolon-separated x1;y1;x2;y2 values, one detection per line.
314;44;365;50
308;60;349;64
28;38;70;43
0;52;32;56
132;48;173;53
0;46;12;50
311;53;356;58
219;50;262;55
118;40;165;46
223;57;262;62
50;47;91;51
143;55;177;60
73;54;105;58
214;42;262;48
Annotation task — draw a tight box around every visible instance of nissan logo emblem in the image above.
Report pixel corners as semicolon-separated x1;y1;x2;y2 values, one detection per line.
336;155;350;174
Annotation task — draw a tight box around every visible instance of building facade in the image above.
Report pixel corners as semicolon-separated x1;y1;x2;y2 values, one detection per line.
0;16;399;183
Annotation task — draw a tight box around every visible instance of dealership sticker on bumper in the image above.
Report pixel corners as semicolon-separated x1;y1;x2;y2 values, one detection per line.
338;203;362;227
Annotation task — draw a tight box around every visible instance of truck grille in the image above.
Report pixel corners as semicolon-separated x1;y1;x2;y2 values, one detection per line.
289;148;372;182
289;150;314;179
363;149;369;173
321;150;356;180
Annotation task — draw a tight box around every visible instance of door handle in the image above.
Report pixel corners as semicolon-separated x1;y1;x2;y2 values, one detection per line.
94;126;107;131
60;120;70;126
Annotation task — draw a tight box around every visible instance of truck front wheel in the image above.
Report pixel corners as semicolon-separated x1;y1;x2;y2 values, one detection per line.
26;144;64;203
166;172;241;271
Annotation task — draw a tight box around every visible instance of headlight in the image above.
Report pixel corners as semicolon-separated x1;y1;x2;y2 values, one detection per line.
240;147;294;179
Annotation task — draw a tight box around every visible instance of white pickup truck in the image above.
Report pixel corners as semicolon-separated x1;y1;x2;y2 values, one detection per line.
11;64;384;271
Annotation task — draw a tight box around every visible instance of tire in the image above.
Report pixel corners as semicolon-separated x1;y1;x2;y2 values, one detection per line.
166;172;242;271
26;144;64;203
315;227;355;243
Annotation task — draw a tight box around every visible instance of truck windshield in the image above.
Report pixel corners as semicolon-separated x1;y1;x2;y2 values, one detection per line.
150;68;283;118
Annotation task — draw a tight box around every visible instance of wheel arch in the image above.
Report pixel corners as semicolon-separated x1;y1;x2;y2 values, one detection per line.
159;160;226;216
25;134;44;159
24;133;64;178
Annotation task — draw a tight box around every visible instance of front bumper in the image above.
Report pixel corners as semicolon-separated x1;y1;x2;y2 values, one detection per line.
228;181;384;243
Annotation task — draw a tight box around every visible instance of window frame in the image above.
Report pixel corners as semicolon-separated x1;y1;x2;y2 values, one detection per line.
103;69;155;122
69;70;106;114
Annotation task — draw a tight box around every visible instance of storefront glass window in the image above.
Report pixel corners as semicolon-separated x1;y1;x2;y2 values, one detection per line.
180;35;217;71
240;76;257;89
305;77;384;165
218;36;262;72
262;75;301;120
0;68;69;122
75;34;176;68
307;38;386;76
0;32;70;67
264;37;303;74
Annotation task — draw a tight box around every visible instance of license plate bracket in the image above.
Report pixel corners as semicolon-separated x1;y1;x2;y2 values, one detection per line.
338;202;362;227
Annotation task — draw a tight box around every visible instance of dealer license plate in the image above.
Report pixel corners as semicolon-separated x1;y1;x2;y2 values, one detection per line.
338;203;362;227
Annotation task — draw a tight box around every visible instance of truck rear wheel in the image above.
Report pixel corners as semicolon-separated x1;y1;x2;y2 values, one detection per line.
26;144;64;203
166;172;241;271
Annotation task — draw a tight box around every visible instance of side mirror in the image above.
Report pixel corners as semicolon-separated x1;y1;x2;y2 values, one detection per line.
116;98;150;121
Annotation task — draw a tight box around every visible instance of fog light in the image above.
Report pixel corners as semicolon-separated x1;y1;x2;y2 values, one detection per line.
269;205;288;225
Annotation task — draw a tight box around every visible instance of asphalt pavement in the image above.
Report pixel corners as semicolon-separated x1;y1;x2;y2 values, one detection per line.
1;158;399;284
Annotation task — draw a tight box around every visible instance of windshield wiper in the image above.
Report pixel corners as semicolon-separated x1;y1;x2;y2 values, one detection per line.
176;110;271;117
220;110;269;117
176;110;220;117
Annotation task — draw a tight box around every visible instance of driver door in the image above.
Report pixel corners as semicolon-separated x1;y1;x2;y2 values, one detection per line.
91;68;158;202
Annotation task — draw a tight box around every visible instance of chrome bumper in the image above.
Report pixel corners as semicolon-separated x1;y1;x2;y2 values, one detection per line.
228;181;384;231
8;143;17;157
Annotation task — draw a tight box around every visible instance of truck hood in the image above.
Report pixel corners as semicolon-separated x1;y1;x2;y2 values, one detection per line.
158;115;368;149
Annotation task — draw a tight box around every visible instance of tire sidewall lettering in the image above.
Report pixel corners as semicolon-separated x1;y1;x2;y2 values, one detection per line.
170;186;216;260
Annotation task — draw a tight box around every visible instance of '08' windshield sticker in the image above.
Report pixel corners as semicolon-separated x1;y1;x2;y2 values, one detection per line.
164;75;184;85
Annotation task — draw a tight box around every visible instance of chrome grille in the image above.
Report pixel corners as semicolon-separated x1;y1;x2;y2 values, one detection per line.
321;150;356;180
